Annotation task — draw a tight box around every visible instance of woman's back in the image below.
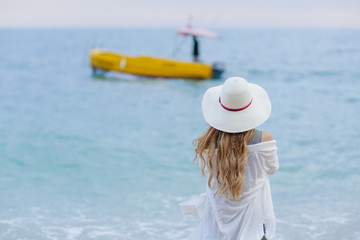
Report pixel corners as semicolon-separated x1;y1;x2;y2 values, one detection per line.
198;130;278;240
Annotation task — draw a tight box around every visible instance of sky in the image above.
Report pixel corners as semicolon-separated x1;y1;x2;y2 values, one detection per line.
1;0;360;29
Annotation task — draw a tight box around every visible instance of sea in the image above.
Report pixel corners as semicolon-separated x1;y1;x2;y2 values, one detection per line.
0;28;359;240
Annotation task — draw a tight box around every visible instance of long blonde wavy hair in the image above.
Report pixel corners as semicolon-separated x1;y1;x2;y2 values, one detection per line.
193;126;254;200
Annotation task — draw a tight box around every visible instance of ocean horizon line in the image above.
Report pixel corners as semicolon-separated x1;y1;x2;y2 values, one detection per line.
1;26;360;31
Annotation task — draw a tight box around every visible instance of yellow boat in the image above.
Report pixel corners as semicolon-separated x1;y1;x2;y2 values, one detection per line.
90;49;224;80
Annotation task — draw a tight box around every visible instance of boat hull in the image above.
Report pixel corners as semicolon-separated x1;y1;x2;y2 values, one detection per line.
90;49;218;79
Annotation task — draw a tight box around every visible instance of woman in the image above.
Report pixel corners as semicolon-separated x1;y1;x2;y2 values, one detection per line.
181;77;279;240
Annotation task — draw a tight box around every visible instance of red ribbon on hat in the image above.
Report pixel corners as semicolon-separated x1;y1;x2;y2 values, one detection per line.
219;97;253;111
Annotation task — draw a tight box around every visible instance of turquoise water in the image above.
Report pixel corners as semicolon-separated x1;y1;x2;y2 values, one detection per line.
0;29;360;240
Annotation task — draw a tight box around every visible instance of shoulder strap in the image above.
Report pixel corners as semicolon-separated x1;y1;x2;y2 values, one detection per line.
248;129;262;145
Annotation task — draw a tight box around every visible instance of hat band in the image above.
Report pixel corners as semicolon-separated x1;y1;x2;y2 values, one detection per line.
219;97;253;111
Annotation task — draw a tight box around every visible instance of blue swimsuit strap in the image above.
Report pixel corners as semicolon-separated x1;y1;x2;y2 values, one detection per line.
248;129;262;145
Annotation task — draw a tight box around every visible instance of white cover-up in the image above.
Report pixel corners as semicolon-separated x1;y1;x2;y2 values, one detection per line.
180;140;279;240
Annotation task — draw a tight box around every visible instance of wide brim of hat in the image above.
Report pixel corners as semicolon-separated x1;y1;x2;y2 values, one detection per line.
202;83;271;133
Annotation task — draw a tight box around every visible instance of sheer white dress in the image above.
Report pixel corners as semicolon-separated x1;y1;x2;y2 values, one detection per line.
181;139;279;240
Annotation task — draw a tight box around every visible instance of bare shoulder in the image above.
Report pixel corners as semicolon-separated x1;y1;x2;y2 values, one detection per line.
262;131;274;142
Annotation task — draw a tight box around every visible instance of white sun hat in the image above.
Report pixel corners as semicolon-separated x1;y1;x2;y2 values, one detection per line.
202;77;272;133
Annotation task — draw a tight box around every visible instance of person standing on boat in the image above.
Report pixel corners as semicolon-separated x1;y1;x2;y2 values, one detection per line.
180;77;279;240
193;36;199;62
